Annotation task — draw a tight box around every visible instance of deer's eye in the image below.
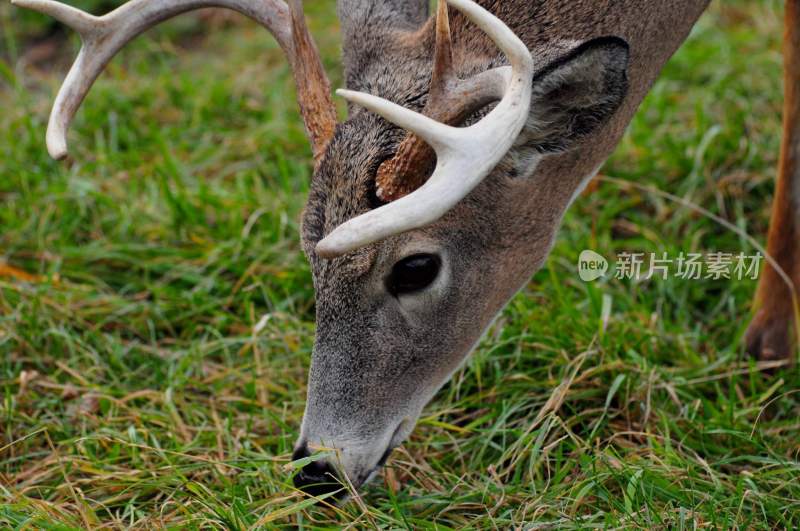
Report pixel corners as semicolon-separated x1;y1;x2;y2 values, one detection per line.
387;254;441;296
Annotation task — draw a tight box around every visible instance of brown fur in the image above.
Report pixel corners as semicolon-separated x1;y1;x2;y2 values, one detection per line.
746;0;800;362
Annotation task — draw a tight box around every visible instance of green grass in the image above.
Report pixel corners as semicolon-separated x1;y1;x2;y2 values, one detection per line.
1;0;798;528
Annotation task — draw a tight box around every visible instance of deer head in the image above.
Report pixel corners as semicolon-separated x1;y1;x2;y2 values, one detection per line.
14;0;630;498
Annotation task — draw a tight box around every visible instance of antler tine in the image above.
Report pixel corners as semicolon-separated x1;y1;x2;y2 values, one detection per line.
430;0;453;99
337;89;457;151
286;0;336;163
11;0;98;34
317;0;532;258
14;0;336;162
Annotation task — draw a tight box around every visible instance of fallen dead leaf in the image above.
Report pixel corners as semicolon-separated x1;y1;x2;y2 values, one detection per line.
0;263;41;283
18;370;40;396
67;394;101;418
61;384;80;401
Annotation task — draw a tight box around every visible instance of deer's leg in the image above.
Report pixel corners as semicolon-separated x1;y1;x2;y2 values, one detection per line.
744;0;800;362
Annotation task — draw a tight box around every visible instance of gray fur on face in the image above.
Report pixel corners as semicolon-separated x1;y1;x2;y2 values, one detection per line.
296;0;710;489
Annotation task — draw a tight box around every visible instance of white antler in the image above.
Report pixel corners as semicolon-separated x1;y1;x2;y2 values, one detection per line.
316;0;533;258
13;0;336;162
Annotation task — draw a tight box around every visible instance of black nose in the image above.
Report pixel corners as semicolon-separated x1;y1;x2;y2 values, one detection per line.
292;444;344;498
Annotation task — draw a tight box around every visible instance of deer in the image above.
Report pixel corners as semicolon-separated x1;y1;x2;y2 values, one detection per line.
11;0;800;500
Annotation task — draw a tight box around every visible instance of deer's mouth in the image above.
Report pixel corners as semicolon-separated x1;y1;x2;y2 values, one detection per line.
377;444;395;468
356;419;409;487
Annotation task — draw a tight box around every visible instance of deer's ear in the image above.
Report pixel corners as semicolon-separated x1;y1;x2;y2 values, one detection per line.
525;37;630;153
